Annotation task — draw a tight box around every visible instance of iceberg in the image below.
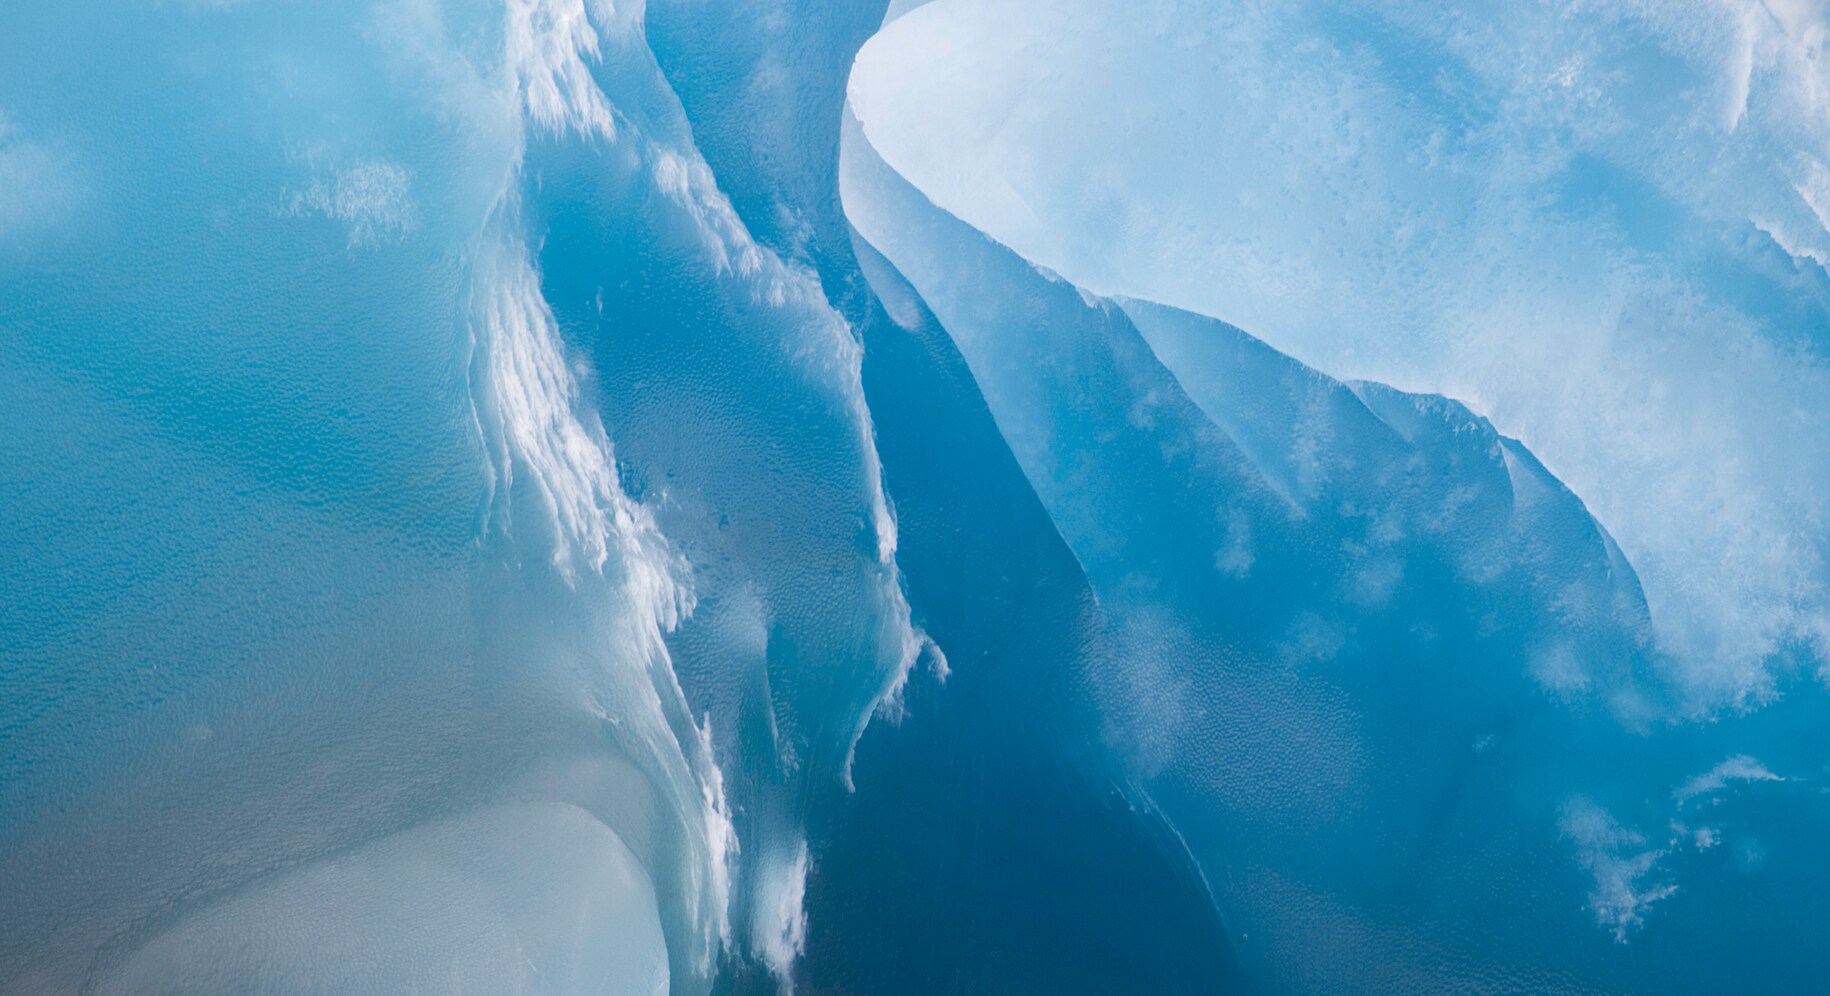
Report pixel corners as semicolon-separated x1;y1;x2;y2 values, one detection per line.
2;0;1828;993
849;0;1830;710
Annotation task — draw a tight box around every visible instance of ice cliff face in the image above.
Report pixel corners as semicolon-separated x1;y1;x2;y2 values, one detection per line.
850;0;1830;713
2;1;1827;994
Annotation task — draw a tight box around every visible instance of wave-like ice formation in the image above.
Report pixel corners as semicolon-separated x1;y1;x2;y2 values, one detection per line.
4;0;1830;993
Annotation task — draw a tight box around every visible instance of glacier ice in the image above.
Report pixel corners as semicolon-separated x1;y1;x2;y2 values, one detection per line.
3;0;1830;993
851;0;1830;711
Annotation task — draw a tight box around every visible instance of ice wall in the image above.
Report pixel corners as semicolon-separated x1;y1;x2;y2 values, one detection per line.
1;0;932;990
3;1;724;991
850;0;1830;711
844;48;1830;987
7;0;1830;993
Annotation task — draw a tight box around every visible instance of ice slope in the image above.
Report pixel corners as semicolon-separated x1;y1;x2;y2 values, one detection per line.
633;2;1247;989
0;0;752;989
850;0;1830;711
843;90;1830;990
0;0;919;989
0;0;1075;990
496;3;925;976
